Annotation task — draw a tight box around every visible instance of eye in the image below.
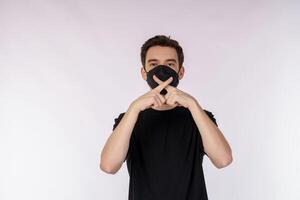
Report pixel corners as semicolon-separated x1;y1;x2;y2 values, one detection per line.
150;63;157;67
168;63;174;67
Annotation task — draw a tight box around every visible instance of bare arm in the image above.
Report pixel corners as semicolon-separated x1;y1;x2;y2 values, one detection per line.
151;75;233;169
189;100;233;169
100;77;173;174
100;103;140;174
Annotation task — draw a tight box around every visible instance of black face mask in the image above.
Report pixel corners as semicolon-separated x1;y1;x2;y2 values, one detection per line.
146;64;179;95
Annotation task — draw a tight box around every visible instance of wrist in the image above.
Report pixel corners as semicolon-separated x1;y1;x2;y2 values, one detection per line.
188;98;203;113
188;97;198;110
128;101;140;114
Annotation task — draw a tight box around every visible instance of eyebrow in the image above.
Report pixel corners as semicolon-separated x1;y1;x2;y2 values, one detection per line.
147;59;177;63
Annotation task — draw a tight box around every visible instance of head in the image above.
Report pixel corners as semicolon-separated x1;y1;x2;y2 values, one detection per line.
140;35;185;86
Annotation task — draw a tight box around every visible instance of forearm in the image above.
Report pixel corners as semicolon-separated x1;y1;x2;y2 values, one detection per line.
188;100;232;168
100;103;140;172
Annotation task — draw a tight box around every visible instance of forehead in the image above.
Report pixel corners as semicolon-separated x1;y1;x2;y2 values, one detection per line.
146;46;178;61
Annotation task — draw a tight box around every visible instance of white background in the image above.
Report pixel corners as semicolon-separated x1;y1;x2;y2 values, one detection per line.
0;0;299;199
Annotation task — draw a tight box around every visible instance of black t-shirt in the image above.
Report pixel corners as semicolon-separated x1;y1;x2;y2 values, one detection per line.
112;106;218;200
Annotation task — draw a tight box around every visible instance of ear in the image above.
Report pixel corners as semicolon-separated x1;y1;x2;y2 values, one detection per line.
178;66;185;80
141;66;147;80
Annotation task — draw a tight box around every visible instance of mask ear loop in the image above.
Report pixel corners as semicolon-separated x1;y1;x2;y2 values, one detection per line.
177;65;182;74
144;66;150;79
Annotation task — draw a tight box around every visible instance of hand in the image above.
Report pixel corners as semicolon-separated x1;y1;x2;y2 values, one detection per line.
131;77;173;112
153;75;196;109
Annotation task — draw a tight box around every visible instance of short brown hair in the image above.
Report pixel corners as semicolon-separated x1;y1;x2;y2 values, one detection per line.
140;35;184;70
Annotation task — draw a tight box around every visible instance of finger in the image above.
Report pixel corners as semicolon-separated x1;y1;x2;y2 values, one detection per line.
154;94;163;107
154;93;163;106
171;96;181;107
154;76;177;94
168;95;177;106
165;92;173;105
157;93;166;104
154;77;173;93
166;93;176;106
153;75;174;93
153;75;164;84
153;99;158;108
153;95;160;107
165;90;171;100
153;90;166;104
165;89;176;101
165;84;176;93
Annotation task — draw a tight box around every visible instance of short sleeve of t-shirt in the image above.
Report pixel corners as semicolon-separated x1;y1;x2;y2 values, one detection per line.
112;112;131;162
204;109;218;127
202;110;218;156
112;112;126;130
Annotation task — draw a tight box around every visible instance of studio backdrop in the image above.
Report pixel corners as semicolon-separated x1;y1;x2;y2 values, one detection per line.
0;0;299;200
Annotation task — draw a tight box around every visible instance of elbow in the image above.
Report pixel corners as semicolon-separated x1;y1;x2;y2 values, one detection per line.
100;148;120;174
216;153;233;169
100;153;121;174
100;161;119;174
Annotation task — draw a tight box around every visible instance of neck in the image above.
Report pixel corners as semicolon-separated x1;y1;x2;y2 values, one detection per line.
151;104;177;111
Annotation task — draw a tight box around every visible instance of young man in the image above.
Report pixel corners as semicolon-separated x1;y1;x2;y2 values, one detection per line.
100;35;233;200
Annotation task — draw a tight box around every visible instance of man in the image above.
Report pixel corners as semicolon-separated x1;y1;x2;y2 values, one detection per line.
100;35;233;200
